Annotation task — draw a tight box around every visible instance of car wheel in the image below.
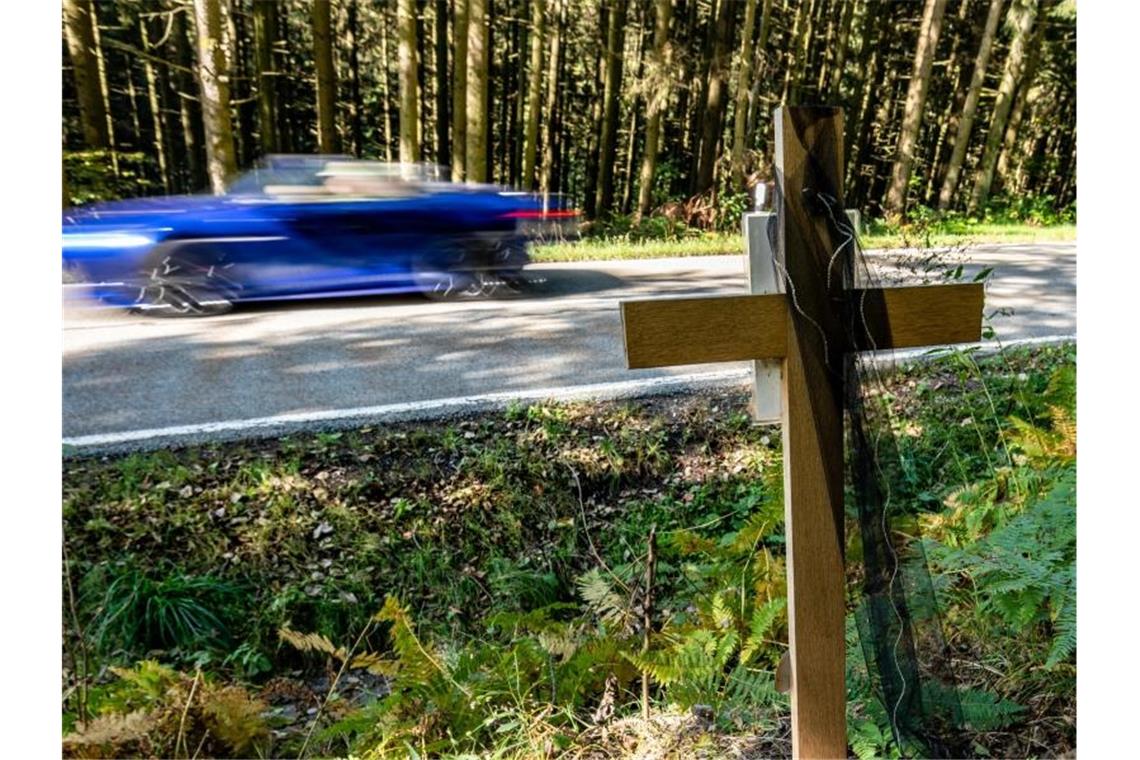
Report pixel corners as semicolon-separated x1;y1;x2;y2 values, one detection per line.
414;240;527;301
132;245;238;318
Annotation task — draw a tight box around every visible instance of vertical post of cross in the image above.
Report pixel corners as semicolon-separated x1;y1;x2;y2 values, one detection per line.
774;106;849;759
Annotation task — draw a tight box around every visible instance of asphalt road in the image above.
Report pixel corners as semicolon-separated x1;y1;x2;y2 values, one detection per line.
63;242;1075;444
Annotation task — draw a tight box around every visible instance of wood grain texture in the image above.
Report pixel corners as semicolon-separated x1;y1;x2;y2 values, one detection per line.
775;105;849;760
620;294;786;369
851;283;985;350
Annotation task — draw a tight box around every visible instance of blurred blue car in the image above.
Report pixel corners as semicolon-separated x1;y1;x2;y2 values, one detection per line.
63;157;577;316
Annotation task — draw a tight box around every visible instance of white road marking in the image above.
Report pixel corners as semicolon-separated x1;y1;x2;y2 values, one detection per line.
62;333;1075;450
62;369;750;448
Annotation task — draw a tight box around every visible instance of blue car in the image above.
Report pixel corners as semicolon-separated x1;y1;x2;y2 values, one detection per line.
63;156;576;316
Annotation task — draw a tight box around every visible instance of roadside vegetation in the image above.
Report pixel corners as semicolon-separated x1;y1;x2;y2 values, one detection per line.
62;343;1075;759
531;193;1075;263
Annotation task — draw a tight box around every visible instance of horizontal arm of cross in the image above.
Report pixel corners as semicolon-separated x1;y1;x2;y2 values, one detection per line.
620;282;984;369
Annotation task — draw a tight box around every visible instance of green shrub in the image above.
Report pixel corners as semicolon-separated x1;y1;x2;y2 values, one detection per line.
64;150;160;206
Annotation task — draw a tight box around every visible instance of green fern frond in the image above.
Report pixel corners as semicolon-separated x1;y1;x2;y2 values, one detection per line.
741;598;786;664
1046;595;1076;669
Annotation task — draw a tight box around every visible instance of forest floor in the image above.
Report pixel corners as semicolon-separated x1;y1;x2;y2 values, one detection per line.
62;343;1076;759
532;221;1076;262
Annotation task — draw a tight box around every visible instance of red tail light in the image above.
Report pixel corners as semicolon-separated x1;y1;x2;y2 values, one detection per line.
500;209;580;219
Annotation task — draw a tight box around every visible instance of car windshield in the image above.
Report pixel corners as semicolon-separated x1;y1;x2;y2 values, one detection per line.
226;157;447;199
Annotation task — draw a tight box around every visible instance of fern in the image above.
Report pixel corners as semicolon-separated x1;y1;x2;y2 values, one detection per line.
576;569;635;630
740;598;786;665
1046;594;1076;669
956;687;1025;731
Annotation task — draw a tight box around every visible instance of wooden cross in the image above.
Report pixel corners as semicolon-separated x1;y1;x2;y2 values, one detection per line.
619;107;984;759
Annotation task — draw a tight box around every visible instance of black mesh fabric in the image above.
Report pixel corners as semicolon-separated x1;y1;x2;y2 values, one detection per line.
765;168;966;757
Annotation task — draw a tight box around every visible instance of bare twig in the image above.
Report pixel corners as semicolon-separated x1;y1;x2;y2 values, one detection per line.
176;669;201;760
641;525;657;719
62;544;91;730
567;464;629;593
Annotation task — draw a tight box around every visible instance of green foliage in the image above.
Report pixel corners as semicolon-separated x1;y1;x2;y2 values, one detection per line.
64;150;159;206
63;348;1078;756
928;470;1075;648
81;563;241;658
583;211;700;243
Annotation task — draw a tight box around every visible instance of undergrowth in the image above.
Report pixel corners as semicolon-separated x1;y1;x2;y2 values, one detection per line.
62;344;1075;758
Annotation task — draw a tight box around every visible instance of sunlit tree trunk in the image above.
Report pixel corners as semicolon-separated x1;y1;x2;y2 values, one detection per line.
312;0;338;153
252;0;279;156
138;16;170;192
828;0;858;98
521;0;546;191
970;0;1038;211
636;0;672;221
452;0;469;180
937;0;1004;210
996;19;1045;185
884;0;948;217
620;26;645;214
397;0;421;164
63;0;110;149
193;0;237;194
596;0;628;216
731;0;759;191
465;0;489;183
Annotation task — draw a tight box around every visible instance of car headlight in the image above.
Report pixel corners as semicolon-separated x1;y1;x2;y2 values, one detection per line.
62;232;156;250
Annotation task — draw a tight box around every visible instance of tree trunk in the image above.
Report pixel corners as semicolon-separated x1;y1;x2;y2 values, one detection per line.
452;0;469;180
635;0;672;221
347;0;365;156
923;0;976;204
465;0;489;182
883;0;949;217
275;5;295;153
596;0;628;216
730;0;759;191
828;0;858;98
539;0;564;202
380;7;394;161
418;0;428;161
937;0;1004;210
583;2;608;217
63;0;110;149
996;18;1045;186
252;0;279;155
521;0;546;191
172;10;205;191
620;25;645;214
226;0;252;167
398;0;421;164
784;0;814;104
193;0;237;194
434;0;450;169
312;0;338;153
970;0;1038;211
138;16;170;192
694;0;734;195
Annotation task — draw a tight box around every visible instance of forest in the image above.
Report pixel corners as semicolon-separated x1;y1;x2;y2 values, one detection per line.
62;0;1076;226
